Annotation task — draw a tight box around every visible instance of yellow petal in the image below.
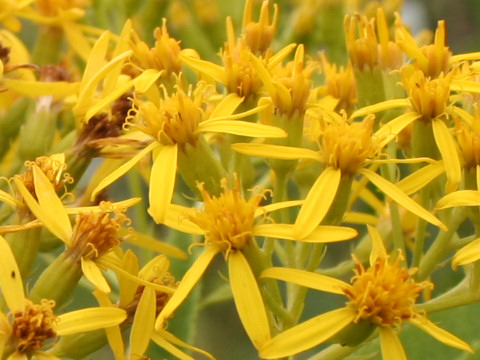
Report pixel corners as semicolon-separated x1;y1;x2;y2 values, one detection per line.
32;165;72;241
0;189;18;209
367;225;387;266
2;79;79;100
150;330;196;360
164;204;205;235
129;287;155;358
351;98;410;118
409;317;473;353
133;69;162;93
117;250;139;308
157;329;215;360
81;258;110;293
257;200;303;215
232;143;321;161
253;224;357;243
261;267;349;294
294;167;342;239
396;161;445;195
375;112;421;148
208;93;244;119
91;142;159;201
452;237;480;268
342;211;379;225
379;326;407;360
13;177;71;244
359;168;447;231
260;307;356;359
6;351;28;360
148;144;178;224
65;198;142;215
155;247;219;329
62;22;91;61
122;229;187;259
198;120;286;138
55;307;127;336
0;235;25;312
436;190;480;209
228;251;270;349
432;118;461;193
180;54;227;84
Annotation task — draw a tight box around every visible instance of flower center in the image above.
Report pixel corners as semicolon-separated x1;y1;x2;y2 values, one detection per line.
67;206;129;261
190;177;267;253
344;254;431;327
12;299;57;354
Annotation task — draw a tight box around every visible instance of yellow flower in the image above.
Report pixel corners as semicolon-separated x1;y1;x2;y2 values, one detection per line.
154;176;357;350
259;225;473;359
0;234;127;360
233;113;445;239
90;80;286;224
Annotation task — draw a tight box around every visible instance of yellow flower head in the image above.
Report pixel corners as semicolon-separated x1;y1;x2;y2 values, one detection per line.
319;52;356;113
396;17;451;78
129;82;212;151
454;105;480;169
320;114;378;175
11;299;57;354
65;207;129;262
241;0;278;55
345;253;431;327
190;176;268;253
345;8;402;71
35;0;88;16
402;66;452;121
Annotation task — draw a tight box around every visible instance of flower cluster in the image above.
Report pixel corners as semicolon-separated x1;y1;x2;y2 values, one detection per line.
1;1;480;359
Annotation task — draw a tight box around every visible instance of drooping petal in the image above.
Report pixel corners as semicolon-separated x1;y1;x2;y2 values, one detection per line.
396;161;445;195
261;267;349;294
452;237;480;269
431;118;461;193
260;307;356;359
55;307;127;336
435;190;480;210
367;225;387;266
359;168;447;231
0;235;25;312
150;331;196;360
294;167;342;239
13;177;71;244
32;165;72;241
81;258;110;294
155;247;219;329
409;317;473;353
148;144;178;224
91;142;159;201
232;143;321;161
228;251;271;349
129;287;156;358
379;326;407;360
252;224;357;243
198;120;286;138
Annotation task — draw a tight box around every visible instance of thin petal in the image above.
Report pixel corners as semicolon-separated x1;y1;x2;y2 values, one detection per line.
55;307;127;336
232;143;321;161
150;331;195;360
260;307;356;359
436;190;480;209
396;161;445;195
117;250;139;308
375;112;421;148
253;224;357;243
432;118;461;193
351;98;410;118
367;225;387;266
409;317;473;353
257;200;303;215
148;144;178;224
91;142;159;201
359;168;447;231
261;267;349;294
0;235;25;312
3;79;79;100
122;229;187;259
164;204;204;235
228;251;270;349
155;247;219;329
198;120;286;138
81;258;111;293
133;69;162;93
157;329;215;360
294;167;341;239
208;93;244;119
452;237;480;268
129;287;155;358
180;54;227;84
33;165;72;240
379;326;407;360
0;189;20;209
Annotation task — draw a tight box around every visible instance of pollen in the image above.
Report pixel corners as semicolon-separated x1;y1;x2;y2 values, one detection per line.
320;115;378;175
66;206;129;261
11;299;57;354
344;254;432;327
190;177;268;253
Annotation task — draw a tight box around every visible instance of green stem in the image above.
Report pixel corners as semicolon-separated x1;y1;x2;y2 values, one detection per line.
32;26;63;65
6;225;41;279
